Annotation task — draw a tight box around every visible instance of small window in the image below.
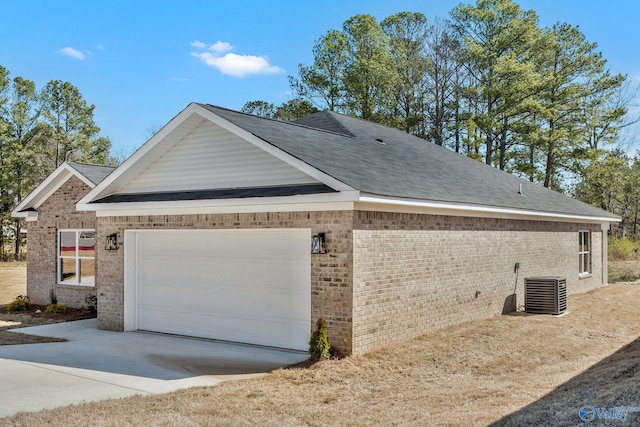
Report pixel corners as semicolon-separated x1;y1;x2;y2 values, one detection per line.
579;231;591;275
58;230;95;286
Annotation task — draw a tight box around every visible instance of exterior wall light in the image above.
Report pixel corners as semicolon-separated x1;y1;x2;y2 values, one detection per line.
105;233;118;251
312;232;326;254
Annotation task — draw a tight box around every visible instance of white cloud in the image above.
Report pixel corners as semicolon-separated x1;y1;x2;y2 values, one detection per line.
57;47;85;60
96;44;105;51
172;77;188;82
191;40;284;78
208;41;233;54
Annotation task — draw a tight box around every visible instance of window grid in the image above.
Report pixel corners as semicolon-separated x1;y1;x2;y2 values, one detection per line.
58;230;96;286
579;231;591;275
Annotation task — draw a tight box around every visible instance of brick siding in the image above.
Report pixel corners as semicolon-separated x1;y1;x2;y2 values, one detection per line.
31;195;605;356
352;211;603;354
26;176;96;308
96;211;355;354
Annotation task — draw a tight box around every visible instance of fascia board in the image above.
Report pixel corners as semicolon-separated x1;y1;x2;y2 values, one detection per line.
95;201;356;217
356;194;620;225
194;106;353;192
78;190;360;214
11;163;95;218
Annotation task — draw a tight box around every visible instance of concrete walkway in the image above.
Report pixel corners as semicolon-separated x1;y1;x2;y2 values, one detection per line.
0;319;307;417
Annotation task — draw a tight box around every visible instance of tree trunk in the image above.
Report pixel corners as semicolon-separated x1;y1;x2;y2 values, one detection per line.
498;120;507;170
485;134;493;165
529;144;535;182
544;147;554;188
0;222;4;262
14;219;21;261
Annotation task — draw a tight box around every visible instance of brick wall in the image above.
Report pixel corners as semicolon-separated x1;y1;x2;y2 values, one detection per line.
96;211;355;354
351;211;603;354
96;209;605;356
26;176;96;308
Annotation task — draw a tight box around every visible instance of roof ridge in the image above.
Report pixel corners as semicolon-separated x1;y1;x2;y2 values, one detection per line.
324;110;409;134
309;110;355;137
200;103;354;138
68;161;117;169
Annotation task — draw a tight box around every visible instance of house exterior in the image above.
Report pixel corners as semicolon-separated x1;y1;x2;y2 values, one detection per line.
13;103;619;356
12;162;116;307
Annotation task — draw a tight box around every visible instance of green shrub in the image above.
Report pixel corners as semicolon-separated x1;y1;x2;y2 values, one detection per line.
85;294;97;314
44;303;67;314
309;317;330;362
7;295;29;312
49;287;58;305
608;237;640;261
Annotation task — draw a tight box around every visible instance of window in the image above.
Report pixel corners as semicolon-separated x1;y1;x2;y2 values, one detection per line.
58;230;95;286
579;231;591;275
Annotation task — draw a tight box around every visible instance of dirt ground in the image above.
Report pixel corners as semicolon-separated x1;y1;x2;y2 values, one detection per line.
0;281;638;426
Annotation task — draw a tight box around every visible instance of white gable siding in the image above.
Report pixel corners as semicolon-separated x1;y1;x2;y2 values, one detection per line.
119;121;319;194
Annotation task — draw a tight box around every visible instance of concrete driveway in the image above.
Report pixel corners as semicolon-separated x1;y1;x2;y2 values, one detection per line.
0;319;307;417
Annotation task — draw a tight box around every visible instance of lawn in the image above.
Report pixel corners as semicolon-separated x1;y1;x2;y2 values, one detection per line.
1;279;640;426
0;261;26;305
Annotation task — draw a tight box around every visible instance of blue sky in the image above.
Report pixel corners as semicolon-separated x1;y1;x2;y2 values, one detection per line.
2;0;640;155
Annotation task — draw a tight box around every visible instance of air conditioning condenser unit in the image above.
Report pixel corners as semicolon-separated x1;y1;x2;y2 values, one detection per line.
524;276;567;315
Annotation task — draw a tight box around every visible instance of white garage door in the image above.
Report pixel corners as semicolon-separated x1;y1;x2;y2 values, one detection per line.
125;229;311;351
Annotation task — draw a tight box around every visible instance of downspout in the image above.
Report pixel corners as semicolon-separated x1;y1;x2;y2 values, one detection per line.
601;222;610;286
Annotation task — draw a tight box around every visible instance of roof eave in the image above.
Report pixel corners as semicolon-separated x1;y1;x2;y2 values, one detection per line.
77;190;361;215
356;194;620;225
11;163;96;219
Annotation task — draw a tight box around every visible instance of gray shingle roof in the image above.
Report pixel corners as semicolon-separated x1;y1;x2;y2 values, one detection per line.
199;104;617;220
67;162;116;185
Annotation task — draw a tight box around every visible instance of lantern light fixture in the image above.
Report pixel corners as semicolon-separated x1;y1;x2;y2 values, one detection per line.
105;233;118;251
311;232;326;254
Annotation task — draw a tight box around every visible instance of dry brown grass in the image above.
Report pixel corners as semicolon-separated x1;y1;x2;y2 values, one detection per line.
0;262;26;305
1;283;639;427
609;259;640;283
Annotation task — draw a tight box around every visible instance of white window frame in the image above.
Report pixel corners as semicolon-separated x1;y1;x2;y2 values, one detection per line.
579;230;591;276
57;229;96;287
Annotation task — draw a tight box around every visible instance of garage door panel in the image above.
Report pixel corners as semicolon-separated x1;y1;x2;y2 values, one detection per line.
136;256;227;287
139;284;261;317
265;320;311;349
139;309;308;349
131;229;311;351
268;260;310;286
263;291;308;317
136;255;178;283
138;280;310;320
